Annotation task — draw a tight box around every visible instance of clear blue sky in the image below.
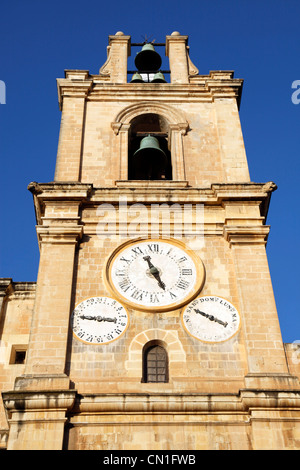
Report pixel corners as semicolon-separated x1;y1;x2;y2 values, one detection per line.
0;0;299;342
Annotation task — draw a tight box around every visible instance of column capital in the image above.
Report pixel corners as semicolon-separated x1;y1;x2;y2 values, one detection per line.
2;389;76;415
56;75;93;110
36;225;83;245
224;225;270;246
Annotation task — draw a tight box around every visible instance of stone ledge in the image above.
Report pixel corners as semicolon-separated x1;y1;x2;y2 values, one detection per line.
70;388;300;414
115;180;189;189
2;389;76;415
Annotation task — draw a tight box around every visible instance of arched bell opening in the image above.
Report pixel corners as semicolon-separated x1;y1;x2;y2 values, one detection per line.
128;113;172;180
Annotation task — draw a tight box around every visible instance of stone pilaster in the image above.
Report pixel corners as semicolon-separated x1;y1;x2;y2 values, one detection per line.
166;32;189;84
224;223;298;389
21;183;91;381
55;70;92;181
100;32;131;83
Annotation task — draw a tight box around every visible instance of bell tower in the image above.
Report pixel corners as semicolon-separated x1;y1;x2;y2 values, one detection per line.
2;31;300;451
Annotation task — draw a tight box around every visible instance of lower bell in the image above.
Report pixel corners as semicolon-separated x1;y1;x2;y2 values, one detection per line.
151;72;167;83
133;135;167;180
130;72;144;83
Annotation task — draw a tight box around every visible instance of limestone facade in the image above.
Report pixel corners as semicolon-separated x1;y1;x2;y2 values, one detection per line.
1;32;300;450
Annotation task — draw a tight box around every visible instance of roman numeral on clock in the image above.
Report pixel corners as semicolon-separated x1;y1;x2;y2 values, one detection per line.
177;279;189;289
182;269;192;275
150;293;159;303
147;243;159;253
119;279;130;291
131;289;143;301
132;247;144;255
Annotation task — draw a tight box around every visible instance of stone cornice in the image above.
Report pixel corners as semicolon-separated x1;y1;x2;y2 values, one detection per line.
28;181;93;197
0;279;36;299
0;278;13;296
71;389;300;415
28;181;276;223
28;182;93;225
87;82;241;104
56;73;93;110
56;69;244;109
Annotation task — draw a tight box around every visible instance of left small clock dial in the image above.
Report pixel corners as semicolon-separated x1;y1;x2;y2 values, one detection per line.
71;297;129;345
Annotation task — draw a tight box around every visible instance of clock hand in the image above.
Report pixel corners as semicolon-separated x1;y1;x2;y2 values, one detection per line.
194;309;228;328
143;255;166;290
80;314;117;323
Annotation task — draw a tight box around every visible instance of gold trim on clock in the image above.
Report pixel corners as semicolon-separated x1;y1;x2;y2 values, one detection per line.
71;296;130;345
104;238;205;312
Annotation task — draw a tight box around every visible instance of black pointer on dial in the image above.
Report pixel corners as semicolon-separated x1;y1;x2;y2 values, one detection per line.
143;255;166;290
80;315;117;323
194;309;228;327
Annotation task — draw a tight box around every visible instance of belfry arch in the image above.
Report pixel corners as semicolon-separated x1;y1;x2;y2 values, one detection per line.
111;101;189;181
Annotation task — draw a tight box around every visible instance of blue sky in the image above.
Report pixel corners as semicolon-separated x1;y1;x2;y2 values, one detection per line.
0;0;299;342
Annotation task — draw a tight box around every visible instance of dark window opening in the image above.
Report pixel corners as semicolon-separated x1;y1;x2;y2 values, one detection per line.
9;345;27;365
128;114;172;180
14;350;26;364
142;342;169;383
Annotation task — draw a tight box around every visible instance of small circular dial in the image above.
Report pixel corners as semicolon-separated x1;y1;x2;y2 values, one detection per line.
106;239;205;312
71;297;129;345
181;296;241;343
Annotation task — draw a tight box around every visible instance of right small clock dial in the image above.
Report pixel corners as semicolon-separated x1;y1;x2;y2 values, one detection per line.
181;295;241;343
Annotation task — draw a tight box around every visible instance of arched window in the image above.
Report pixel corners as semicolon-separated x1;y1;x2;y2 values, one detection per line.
111;101;189;182
128;114;172;180
142;341;169;383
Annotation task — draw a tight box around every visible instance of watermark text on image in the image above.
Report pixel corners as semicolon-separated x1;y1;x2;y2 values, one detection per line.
0;80;6;104
291;80;300;104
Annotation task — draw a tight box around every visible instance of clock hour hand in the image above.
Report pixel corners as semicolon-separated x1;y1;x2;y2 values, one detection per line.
80;314;117;323
194;309;228;328
143;255;166;290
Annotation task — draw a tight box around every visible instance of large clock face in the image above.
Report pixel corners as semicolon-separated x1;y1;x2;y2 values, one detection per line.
71;297;129;345
106;239;205;311
181;296;241;343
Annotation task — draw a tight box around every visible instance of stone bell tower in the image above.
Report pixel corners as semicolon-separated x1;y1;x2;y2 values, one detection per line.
1;31;300;450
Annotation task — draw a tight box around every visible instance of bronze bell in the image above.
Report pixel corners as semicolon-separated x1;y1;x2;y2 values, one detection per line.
151;71;167;83
134;43;162;72
132;135;167;180
130;72;144;83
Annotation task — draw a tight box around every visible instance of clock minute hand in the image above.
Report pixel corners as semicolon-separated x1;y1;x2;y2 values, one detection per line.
80;314;117;323
194;309;228;328
143;255;166;290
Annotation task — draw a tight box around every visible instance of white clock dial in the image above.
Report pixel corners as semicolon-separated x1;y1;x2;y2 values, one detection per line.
181;296;240;343
71;297;129;345
106;239;205;311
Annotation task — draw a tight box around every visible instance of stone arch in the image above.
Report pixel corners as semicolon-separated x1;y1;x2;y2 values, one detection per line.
125;328;186;379
111;102;189;181
112;101;188;133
